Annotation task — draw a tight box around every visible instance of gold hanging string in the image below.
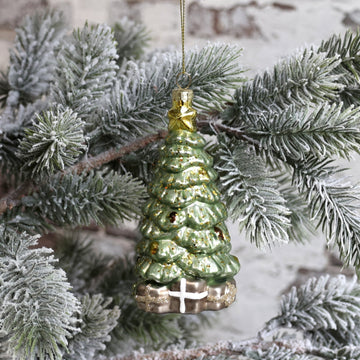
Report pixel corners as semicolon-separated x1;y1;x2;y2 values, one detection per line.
180;0;186;74
176;0;192;89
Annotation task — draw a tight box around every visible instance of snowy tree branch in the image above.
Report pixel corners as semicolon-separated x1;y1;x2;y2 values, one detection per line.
70;130;168;175
115;338;317;360
0;130;168;217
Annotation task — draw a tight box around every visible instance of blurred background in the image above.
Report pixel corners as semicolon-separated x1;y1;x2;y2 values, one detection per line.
0;0;359;344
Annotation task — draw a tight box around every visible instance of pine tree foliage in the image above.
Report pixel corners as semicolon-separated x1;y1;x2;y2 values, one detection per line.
0;102;47;176
95;79;165;149
276;174;314;243
223;49;342;127
113;18;150;65
214;32;360;258
3;9;360;359
185;44;245;111
315;345;360;360
18;107;86;176
293;157;360;267
19;171;147;229
64;294;120;360
318;31;360;107
54;234;207;357
120;142;160;184
0;226;80;360
265;275;360;348
55;233;103;293
242;103;360;161
214;135;291;247
51;23;118;121
0;71;10;108
2;11;65;122
96;44;244;149
97;251;205;355
244;345;311;360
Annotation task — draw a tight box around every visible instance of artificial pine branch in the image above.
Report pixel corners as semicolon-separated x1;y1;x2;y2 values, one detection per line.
263;275;360;347
1;10;65;124
318;30;360;107
214;135;291;247
18;171;146;229
223;49;343;128
2;171;146;232
18;107;86;176
115;340;313;360
240;102;360;161
0;130;167;217
208;114;360;259
0;226;80;359
3;10;360;359
64;294;120;360
293;157;360;267
113;18;150;65
51;22;119;121
72;129;168;175
276;174;314;243
96;44;244;149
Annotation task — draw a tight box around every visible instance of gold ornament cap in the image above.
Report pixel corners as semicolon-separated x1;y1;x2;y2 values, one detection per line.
168;88;197;132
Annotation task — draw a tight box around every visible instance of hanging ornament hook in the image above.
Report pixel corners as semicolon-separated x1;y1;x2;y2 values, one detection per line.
176;71;192;89
177;0;192;89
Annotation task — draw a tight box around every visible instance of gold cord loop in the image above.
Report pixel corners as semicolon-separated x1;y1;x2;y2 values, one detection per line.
177;0;192;89
180;0;186;74
176;71;192;89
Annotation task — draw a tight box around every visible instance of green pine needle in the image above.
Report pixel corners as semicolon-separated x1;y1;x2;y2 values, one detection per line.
318;30;360;107
18;107;86;176
5;10;65;108
243;103;360;161
245;345;311;360
113;18;150;64
21;171;147;227
64;294;120;360
52;22;118;120
0;226;80;360
214;135;291;247
266;275;360;347
223;49;343;128
293;156;360;267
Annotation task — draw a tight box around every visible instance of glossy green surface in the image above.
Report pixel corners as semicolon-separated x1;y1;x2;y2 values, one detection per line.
135;90;240;284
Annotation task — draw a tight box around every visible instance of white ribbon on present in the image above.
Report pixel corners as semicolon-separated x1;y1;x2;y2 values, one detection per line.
168;278;208;313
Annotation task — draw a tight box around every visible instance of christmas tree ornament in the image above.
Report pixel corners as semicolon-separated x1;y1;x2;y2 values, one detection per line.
134;0;240;314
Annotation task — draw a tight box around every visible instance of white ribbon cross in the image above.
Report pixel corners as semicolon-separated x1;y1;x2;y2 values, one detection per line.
168;278;208;313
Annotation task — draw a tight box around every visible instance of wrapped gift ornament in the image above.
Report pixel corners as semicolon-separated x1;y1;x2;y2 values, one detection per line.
135;278;237;313
134;88;240;314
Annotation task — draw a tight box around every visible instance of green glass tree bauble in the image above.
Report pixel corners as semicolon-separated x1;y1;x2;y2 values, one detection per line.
134;88;240;314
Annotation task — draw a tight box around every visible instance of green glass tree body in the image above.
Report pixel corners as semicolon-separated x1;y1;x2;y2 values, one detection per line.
136;89;240;286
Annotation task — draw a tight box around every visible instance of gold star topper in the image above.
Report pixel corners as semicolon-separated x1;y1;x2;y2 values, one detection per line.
168;88;197;132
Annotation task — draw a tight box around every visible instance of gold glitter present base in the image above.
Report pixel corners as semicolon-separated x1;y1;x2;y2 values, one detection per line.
135;278;236;314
